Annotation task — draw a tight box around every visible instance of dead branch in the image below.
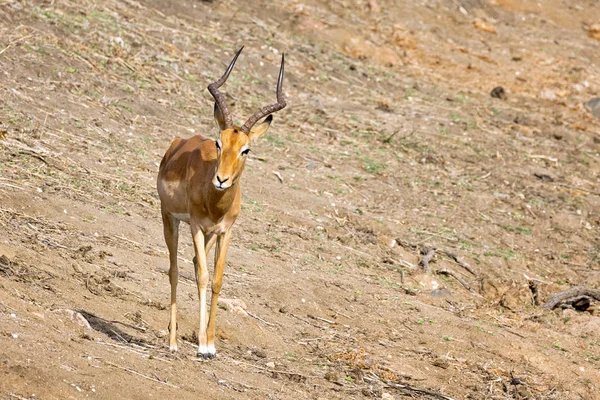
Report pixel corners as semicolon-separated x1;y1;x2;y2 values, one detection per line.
385;382;456;400
436;268;470;289
366;371;455;400
436;268;484;298
397;239;479;277
438;250;478;276
0;31;37;56
543;287;600;309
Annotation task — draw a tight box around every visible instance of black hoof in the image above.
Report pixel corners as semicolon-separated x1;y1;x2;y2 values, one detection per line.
197;352;217;360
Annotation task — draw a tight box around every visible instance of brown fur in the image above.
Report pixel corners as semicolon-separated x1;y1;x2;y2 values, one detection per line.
156;120;271;358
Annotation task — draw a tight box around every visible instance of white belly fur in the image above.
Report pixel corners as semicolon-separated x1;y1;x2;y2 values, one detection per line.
171;213;228;235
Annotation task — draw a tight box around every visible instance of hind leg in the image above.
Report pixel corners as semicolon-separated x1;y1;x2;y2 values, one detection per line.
162;211;180;351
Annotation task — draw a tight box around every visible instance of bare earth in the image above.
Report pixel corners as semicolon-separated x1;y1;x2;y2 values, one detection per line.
1;0;600;399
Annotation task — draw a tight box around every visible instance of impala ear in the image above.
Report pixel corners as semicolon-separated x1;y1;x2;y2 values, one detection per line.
214;102;227;131
248;115;272;140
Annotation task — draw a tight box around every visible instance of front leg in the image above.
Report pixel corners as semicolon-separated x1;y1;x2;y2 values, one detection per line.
190;221;211;359
206;228;232;358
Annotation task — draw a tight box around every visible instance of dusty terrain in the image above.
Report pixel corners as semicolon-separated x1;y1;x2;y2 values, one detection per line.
1;0;600;399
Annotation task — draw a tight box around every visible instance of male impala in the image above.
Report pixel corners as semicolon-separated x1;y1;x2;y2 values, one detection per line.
157;47;286;359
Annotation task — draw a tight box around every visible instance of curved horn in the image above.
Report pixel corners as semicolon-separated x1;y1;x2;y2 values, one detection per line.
208;46;244;129
240;53;286;134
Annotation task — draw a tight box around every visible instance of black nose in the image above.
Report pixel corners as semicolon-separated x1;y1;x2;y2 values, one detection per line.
216;175;229;184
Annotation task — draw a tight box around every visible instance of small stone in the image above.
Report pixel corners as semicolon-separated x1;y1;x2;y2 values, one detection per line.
155;330;168;338
431;357;450;369
218;298;248;315
266;361;275;368
584;98;600;119
431;288;452;298
324;370;339;382
491;86;506;100
252;349;267;358
540;89;557;101
588;23;600;40
73;312;92;330
279;305;289;314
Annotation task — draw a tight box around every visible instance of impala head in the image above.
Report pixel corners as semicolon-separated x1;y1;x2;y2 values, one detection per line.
208;47;286;191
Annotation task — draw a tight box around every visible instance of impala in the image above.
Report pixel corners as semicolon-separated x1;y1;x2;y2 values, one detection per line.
157;47;286;359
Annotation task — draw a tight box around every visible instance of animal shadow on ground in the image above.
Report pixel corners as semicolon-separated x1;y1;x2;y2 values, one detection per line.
77;310;148;346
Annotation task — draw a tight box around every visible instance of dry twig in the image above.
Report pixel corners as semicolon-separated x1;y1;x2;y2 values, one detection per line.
436;268;483;298
397;239;479;277
105;361;180;388
367;371;455;400
246;311;276;327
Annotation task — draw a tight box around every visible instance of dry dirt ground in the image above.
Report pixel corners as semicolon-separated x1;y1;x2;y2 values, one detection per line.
1;0;600;399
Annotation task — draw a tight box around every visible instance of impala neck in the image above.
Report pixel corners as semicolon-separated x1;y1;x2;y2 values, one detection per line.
206;167;242;216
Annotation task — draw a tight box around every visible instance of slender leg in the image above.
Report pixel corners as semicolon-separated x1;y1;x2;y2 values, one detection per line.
162;211;180;352
193;233;216;284
190;221;210;358
205;234;217;258
206;228;232;357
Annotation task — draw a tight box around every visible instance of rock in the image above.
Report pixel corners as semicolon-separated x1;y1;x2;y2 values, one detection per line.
54;309;92;330
584;98;600;119
540;89;557;101
324;370;339;382
155;329;168;338
218;298;248;315
491;86;506;100
500;285;534;311
431;357;450;369
252;348;267;358
431;288;452;298
382;393;394;400
514;115;531;125
377;235;396;248
589;24;600;40
533;173;553;182
266;361;276;369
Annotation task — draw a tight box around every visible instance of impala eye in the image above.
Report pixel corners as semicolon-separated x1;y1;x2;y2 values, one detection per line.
241;148;251;156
